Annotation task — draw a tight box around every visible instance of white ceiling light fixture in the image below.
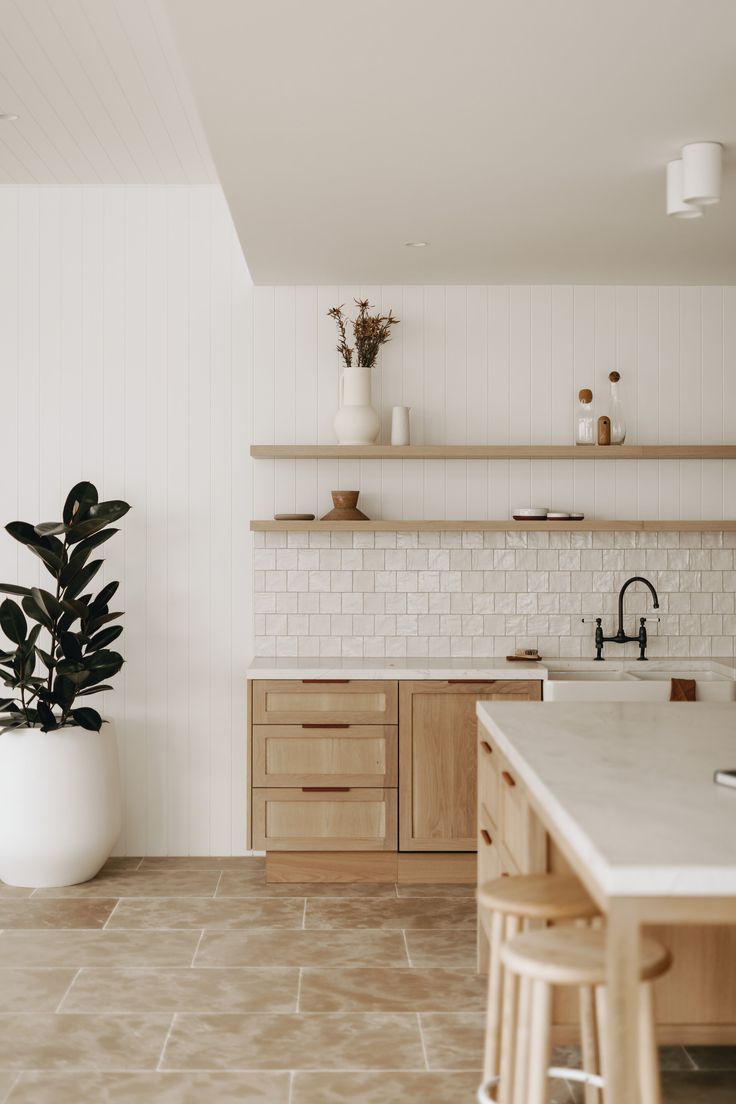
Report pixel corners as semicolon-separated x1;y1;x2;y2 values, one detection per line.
404;241;429;247
682;141;723;205
0;113;19;121
666;159;703;218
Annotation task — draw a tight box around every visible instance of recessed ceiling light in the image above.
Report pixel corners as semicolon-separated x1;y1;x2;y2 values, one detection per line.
404;241;428;247
0;113;19;121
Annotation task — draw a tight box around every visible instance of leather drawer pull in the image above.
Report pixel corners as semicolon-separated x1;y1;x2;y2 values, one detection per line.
301;786;350;793
501;770;516;788
301;723;350;729
447;679;496;684
301;679;350;684
480;828;492;846
480;740;493;755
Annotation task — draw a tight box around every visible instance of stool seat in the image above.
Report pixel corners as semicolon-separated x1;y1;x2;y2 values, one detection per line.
502;926;672;987
477;872;599;921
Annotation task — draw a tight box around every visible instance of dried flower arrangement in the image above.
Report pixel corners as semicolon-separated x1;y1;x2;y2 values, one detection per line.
327;299;399;369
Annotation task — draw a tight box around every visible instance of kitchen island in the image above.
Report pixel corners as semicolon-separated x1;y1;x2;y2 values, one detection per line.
476;700;736;1104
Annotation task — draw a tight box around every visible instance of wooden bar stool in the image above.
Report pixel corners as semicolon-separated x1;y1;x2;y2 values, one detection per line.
477;874;600;1104
477;926;672;1104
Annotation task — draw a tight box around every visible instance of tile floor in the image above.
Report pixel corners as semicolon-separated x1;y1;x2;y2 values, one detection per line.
0;857;733;1102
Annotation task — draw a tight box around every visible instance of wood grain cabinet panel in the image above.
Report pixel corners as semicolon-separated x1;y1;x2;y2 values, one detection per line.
252;788;397;851
399;680;542;852
252;725;398;787
253;680;398;725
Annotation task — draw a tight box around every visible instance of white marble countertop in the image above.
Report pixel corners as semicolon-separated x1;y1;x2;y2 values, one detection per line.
246;656;736;681
246;657;546;680
477;699;736;897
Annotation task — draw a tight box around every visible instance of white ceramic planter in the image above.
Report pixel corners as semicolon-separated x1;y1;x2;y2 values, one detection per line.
0;723;121;888
334;365;380;445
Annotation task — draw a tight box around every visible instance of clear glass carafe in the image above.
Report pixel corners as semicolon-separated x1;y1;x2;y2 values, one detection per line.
576;388;595;445
609;371;626;444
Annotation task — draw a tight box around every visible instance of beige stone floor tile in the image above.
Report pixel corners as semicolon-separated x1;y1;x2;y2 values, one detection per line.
0;930;201;967
305;898;476;930
0;969;76;1012
99;858;143;872
292;1070;481;1103
299;966;486;1012
216;869;397;898
0;885;34;899
419;1012;485;1070
139;857;265;871
404;929;478;969
0;899;117;929
107;897;304;930
396;883;476;898
33;869;221;898
0;1073;17;1103
162;1012;425;1071
61;967;299;1013
6;1072;290;1104
0;1013;171;1070
194;929;409;968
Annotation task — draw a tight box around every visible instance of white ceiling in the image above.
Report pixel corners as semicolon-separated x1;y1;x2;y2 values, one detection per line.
165;0;736;283
0;0;214;185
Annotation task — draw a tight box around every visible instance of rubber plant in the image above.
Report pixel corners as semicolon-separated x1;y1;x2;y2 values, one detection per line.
0;482;130;732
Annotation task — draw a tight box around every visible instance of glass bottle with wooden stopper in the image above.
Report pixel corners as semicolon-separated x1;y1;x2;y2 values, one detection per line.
609;371;626;444
576;389;595;445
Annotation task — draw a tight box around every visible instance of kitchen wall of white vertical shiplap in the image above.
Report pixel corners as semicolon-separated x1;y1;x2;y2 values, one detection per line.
0;187;253;857
252;286;736;524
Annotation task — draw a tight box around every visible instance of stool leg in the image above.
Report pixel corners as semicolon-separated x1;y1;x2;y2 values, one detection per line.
638;982;662;1104
579;985;601;1104
527;979;552;1104
498;915;520;1104
512;974;531;1104
483;910;504;1082
594;985;609;1091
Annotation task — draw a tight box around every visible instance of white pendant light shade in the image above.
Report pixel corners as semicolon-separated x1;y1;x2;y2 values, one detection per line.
682;141;722;205
666;159;703;218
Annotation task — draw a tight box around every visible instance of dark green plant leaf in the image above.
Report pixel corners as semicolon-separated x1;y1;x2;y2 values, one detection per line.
54;661;90;686
90;500;130;523
59;631;83;663
5;522;64;571
86;611;124;633
71;706;102;731
68;528;117;569
77;684;113;696
0;584;32;597
85;625;123;652
21;596;52;631
64;559;103;600
60;597;87;621
30;587;63;621
35;647;55;669
34;521;67;537
0;698;18;710
36;701;58;731
51;675;76;709
0;599;27;645
90;581;119;610
63;482;98;527
26;624;42;649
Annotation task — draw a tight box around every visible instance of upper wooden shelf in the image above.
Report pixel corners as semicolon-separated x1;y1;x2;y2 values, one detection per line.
251;520;736;533
251;444;736;460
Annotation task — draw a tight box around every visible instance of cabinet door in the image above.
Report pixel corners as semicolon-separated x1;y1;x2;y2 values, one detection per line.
399;680;541;852
253;680;398;725
252;725;398;787
252;788;397;851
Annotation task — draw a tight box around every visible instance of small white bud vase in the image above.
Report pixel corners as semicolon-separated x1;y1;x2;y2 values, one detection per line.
391;406;411;446
333;365;380;445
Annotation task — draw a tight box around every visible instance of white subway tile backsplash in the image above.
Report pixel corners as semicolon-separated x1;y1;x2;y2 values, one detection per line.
254;530;736;658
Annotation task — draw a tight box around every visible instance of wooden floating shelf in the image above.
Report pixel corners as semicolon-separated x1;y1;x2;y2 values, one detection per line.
251;444;736;461
251;520;736;533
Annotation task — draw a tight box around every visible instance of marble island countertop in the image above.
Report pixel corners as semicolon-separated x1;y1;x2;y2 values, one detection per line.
246;656;736;681
477;699;736;897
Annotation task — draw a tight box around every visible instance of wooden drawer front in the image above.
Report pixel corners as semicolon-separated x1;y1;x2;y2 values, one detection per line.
253;725;397;788
252;788;397;851
253;680;398;725
478;733;500;830
499;762;527;872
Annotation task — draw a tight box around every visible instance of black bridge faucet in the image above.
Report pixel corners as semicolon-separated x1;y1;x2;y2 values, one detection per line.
584;576;660;661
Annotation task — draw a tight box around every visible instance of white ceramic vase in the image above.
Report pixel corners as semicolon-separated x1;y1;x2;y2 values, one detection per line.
333;365;380;445
391;406;411;446
0;724;122;887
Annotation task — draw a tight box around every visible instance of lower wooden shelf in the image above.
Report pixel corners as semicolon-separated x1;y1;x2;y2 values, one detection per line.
251;519;736;532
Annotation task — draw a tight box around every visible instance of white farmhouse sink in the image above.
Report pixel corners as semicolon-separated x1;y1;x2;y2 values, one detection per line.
544;667;736;703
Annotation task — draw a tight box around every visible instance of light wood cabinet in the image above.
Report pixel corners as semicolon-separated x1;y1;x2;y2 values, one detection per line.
252;724;398;788
253;679;398;725
399;680;542;852
252;787;397;851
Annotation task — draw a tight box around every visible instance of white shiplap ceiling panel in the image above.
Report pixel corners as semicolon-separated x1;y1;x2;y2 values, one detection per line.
0;0;215;185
